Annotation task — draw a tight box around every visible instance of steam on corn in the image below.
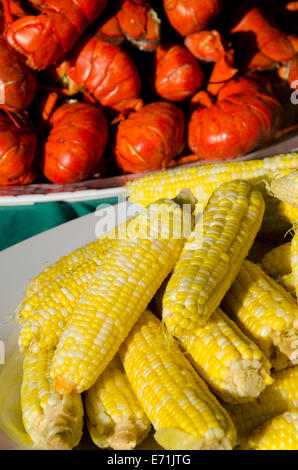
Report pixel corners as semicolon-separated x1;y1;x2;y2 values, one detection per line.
223;260;298;371
179;308;273;404
224;366;298;439
126;153;298;207
243;411;298;450
21;349;84;450
51;191;194;394
162;180;265;335
85;355;151;450
119;310;237;450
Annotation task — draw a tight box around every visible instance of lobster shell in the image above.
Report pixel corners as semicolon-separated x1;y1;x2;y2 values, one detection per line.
0;112;37;185
41;102;108;184
115;101;185;173
154;44;204;101
163;0;223;37
66;35;142;113
0;37;36;112
188;76;282;161
4;0;108;70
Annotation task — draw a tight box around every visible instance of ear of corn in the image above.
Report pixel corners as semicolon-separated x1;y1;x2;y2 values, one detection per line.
119;310;237;450
84;355;151;450
126;153;298;207
277;273;296;297
261;243;292;277
276;201;298;225
179;308;273;404
224;366;298;439
258;196;292;243
223;260;298;371
51;192;194;395
18;258;101;354
162;180;265;334
243;411;298;450
291;230;298;298
268;170;298;207
24;220;133;300
21;349;84;450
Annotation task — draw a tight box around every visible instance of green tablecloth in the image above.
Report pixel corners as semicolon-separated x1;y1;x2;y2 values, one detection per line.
0;198;120;252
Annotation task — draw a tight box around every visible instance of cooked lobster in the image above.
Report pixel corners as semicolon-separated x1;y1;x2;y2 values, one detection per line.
154;44;204;101
188;76;281;161
115;101;185;173
231;5;295;66
41;101;109;184
0;112;38;185
184;30;226;62
2;0;108;70
51;33;142;114
163;0;223;37
0;36;36;112
98;0;161;52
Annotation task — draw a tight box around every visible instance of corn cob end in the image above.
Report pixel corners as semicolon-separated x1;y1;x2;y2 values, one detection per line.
88;417;149;451
221;360;274;403
154;427;234;450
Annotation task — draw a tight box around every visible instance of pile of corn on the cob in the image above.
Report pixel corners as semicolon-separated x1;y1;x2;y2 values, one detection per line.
7;153;298;450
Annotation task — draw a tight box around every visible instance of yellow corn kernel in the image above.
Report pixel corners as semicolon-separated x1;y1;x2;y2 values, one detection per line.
277;273;296;297
51;192;194;394
127;153;298;207
24;220;133;299
21;349;83;450
261;243;292;277
244;412;298;450
276;201;298;225
179;308;273;404
119;310;237;450
224;366;298;439
291;230;298;298
163;180;265;335
85;355;151;450
268;170;298;207
18;258;100;354
223;260;298;371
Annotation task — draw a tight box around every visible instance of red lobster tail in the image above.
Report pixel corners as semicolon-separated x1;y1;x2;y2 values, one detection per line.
4;0;108;70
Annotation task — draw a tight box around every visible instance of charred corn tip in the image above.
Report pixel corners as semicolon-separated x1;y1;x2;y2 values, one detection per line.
85;356;151;450
120;310;237;451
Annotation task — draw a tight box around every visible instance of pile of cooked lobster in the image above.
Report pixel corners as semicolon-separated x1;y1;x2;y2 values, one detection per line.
0;0;297;185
